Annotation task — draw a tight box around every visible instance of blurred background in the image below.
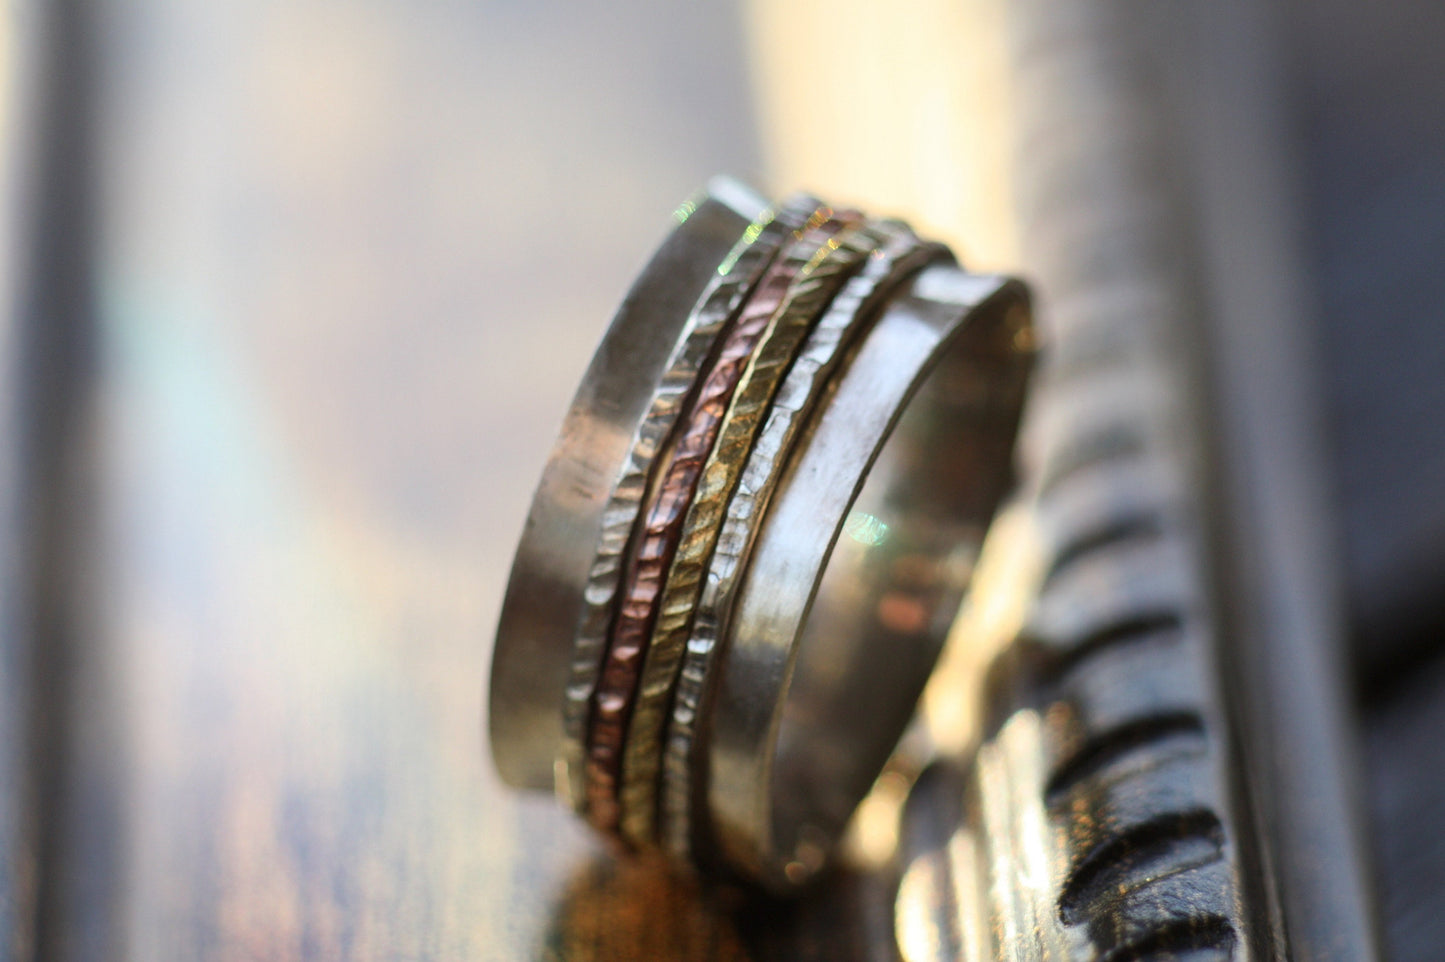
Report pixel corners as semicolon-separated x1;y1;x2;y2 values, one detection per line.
2;0;1443;959
4;3;766;958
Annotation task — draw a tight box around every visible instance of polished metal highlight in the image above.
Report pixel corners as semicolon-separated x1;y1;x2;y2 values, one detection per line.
557;192;822;811
707;265;1031;887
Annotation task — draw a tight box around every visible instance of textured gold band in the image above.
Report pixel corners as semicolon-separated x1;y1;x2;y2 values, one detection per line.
618;220;887;846
660;224;951;860
584;214;853;832
558;194;821;810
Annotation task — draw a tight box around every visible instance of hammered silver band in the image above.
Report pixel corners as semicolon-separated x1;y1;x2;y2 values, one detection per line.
489;178;1034;888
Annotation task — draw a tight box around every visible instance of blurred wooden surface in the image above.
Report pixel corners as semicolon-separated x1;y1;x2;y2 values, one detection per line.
6;0;1441;959
0;2;1032;957
5;2;790;958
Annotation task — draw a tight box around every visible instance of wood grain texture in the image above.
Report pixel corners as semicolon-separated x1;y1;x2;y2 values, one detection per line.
11;0;1401;959
58;3;820;960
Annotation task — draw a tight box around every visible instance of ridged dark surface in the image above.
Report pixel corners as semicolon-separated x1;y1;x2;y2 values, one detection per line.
1008;436;1241;961
889;1;1267;956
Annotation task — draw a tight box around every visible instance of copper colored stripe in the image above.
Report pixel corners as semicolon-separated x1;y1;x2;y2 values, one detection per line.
619;222;887;846
558;193;822;812
584;214;853;833
660;226;950;859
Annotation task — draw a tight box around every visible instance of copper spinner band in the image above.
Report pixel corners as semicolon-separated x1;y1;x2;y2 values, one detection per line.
617;221;891;846
582;212;856;832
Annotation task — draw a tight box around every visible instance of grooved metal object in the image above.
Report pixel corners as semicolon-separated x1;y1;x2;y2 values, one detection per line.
491;183;1033;886
891;1;1379;958
895;324;1241;961
707;267;1032;887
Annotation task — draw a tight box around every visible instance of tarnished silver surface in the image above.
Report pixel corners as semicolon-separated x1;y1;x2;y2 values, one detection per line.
557;192;819;810
489;178;765;792
706;265;1032;888
660;225;951;861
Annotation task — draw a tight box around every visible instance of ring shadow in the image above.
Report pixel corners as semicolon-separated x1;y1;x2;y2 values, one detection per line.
544;850;900;962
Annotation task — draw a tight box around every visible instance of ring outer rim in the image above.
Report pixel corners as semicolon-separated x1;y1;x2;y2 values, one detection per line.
489;178;766;791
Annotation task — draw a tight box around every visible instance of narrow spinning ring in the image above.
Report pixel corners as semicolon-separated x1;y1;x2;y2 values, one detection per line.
558;192;823;810
618;219;887;845
584;213;859;832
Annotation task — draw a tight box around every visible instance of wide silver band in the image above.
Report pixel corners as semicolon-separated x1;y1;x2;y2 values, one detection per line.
705;265;1031;888
489;180;1033;889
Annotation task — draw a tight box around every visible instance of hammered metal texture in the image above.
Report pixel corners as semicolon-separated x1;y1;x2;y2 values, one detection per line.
617;221;892;846
583;215;854;832
663;228;952;859
558;195;822;810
